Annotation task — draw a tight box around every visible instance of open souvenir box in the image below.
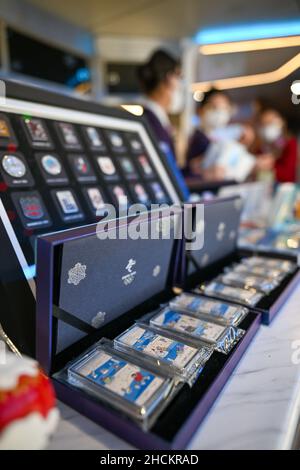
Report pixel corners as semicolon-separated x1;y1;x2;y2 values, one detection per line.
36;203;261;449
0;79;187;358
182;197;300;325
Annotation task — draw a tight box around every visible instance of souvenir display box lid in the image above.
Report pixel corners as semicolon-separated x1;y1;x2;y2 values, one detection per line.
36;208;183;373
36;204;261;449
183;198;300;325
0;78;189;358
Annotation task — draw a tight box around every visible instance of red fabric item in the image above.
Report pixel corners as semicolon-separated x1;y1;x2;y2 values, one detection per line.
0;371;56;432
274;137;298;183
7;144;17;152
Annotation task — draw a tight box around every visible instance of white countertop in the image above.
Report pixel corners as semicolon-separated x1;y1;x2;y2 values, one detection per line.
48;282;300;450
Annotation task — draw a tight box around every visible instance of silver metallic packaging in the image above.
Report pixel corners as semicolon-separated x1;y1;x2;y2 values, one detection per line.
170;292;248;326
68;339;178;430
114;323;213;387
241;255;296;274
202;280;263;307
230;262;287;282
149;308;244;354
218;271;279;294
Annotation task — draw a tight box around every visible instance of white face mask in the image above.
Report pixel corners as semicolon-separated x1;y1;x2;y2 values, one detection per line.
202;108;231;130
168;80;185;114
260;124;282;143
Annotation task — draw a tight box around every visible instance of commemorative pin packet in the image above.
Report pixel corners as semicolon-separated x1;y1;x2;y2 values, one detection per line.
240;255;296;274
67;339;177;430
169;293;249;326
200;281;264;307
272;232;300;253
230;262;287;282
217;271;279;294
114;324;214;386
149;308;244;354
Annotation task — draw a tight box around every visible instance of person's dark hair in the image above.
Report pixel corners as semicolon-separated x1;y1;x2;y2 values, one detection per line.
137;49;180;94
258;106;284;119
197;88;231;110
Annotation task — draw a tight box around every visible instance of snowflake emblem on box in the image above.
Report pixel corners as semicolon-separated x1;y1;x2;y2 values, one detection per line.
122;258;137;286
216;222;226;241
68;263;87;286
200;253;210;267
152;265;161;277
229;229;236;240
234;198;243;211
91;311;106;328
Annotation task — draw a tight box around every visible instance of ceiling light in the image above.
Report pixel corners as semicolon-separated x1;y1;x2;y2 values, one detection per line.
291;80;300;95
120;104;144;116
200;36;300;55
193;91;204;102
194;20;300;45
191;53;300;92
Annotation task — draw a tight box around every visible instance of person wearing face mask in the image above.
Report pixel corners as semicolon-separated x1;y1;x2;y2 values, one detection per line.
256;108;298;183
137;49;183;164
184;89;233;179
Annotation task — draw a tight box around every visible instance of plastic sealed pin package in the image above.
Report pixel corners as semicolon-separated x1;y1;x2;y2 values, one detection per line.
240;255;296;274
200;281;264;307
273;232;300;251
67;338;180;430
169;292;248;326
217;271;279;294
147;307;245;355
114;323;214;387
230;262;287;282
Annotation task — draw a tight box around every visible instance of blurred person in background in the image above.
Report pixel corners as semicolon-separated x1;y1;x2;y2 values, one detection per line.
137;49;183;165
256;108;298;183
185;89;255;181
239;123;256;153
184;89;233;179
